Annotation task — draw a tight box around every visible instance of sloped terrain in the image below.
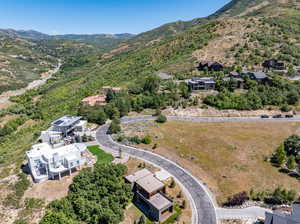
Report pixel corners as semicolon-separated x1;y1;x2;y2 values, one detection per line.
0;34;97;94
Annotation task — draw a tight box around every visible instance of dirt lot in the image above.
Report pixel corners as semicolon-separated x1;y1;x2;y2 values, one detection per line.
122;120;300;203
24;172;78;203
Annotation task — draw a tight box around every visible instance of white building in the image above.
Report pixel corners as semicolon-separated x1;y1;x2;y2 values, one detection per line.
40;115;87;144
50;115;87;137
26;142;87;183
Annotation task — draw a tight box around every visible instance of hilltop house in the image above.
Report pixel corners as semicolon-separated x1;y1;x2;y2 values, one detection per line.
197;61;224;72
125;169;173;222
81;95;107;107
40;115;87;144
188;77;216;90
26;143;86;183
263;59;285;71
50;115;87;137
265;202;300;224
223;71;244;88
241;71;271;83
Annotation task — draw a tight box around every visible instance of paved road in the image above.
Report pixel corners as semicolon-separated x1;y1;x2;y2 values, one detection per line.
96;115;299;224
96;122;217;224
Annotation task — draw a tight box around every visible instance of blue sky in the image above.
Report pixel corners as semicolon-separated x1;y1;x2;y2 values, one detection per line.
0;0;231;35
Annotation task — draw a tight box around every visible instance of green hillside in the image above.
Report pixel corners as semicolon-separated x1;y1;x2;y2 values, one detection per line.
1;0;300;223
0;34;98;94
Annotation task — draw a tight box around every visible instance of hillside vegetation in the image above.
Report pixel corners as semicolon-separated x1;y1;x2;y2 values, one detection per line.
1;0;300;223
0;34;97;94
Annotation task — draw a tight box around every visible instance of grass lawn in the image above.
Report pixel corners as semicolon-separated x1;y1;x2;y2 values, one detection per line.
87;145;114;164
131;121;300;203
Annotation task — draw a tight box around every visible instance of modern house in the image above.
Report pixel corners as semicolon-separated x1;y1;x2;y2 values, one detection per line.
81;95;107;107
40;130;62;145
188;77;216;90
197;61;224;72
265;202;300;224
223;71;244;88
50;115;86;137
26;143;86;183
263;59;285;71
125;169;174;222
241;71;270;83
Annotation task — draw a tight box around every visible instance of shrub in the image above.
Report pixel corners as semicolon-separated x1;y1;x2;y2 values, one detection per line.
142;135;152;144
271;144;287;166
107;119;121;134
128;136;142;144
223;192;249;207
284;135;300;156
156;114;167;123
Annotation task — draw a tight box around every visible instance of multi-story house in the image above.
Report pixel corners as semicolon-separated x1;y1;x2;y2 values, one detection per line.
26;142;86;183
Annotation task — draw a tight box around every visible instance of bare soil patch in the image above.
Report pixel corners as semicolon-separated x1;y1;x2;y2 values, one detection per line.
24;172;78;203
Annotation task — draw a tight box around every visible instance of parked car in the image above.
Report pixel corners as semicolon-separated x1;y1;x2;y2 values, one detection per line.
261;115;269;118
285;114;294;118
273;114;282;118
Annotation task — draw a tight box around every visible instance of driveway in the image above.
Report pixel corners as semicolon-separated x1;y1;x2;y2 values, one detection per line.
96;115;297;224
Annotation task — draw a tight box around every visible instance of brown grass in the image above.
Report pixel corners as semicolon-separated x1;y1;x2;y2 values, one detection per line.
132;121;300;203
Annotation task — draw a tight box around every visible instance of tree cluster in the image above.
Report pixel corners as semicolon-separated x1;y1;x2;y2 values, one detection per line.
41;164;133;224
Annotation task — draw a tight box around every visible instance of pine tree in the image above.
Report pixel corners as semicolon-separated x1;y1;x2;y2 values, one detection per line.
272;144;287;166
287;156;296;170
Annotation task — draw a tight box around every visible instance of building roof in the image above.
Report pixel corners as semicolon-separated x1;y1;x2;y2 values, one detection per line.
200;61;223;67
155;170;171;181
148;193;173;210
125;168;152;183
190;77;215;84
136;175;165;194
156;72;173;80
252;72;267;79
26;143;86;160
81;95;107;106
51;115;82;127
229;71;239;76
102;86;122;91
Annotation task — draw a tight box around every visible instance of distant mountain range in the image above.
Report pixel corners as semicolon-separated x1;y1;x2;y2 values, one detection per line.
0;28;135;49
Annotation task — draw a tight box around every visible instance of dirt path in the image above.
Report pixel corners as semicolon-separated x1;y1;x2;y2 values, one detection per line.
0;61;62;108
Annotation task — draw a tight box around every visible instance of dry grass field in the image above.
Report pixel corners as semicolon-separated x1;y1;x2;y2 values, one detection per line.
124;121;300;203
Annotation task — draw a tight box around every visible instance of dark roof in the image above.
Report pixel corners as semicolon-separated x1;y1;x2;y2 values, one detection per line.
200;61;223;67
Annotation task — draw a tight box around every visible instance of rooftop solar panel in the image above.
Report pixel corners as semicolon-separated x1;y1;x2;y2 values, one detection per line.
53;120;64;125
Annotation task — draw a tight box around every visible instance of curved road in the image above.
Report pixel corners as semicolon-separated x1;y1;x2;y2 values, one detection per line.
96;115;299;224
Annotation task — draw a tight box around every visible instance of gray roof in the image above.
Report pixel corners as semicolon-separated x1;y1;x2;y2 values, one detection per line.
148;193;173;210
229;71;239;76
265;203;300;224
125;169;152;184
51;115;82;127
190;77;215;83
253;72;267;79
136;175;165;194
156;72;173;80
